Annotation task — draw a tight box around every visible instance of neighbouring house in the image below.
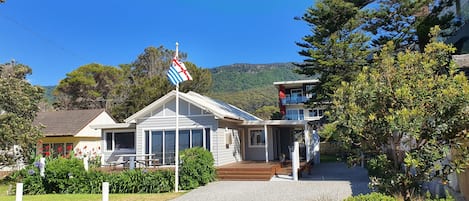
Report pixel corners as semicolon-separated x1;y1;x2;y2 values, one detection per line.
274;79;324;121
34;109;116;158
93;90;320;167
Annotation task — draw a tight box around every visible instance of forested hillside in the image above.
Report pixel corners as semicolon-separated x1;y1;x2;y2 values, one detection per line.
208;62;307;115
42;86;55;103
210;63;305;92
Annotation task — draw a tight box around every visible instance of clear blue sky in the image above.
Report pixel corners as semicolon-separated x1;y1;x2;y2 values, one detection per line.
0;0;313;86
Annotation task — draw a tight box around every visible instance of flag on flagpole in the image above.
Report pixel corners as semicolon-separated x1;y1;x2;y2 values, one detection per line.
167;57;192;85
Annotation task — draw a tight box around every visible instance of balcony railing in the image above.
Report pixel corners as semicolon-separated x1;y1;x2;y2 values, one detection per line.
285;114;304;120
281;96;310;105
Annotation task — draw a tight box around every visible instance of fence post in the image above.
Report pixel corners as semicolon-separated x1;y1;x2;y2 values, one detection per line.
292;141;300;181
84;156;89;171
102;182;109;201
39;157;45;177
15;183;23;201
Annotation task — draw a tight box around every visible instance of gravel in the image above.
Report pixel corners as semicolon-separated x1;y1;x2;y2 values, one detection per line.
172;162;370;201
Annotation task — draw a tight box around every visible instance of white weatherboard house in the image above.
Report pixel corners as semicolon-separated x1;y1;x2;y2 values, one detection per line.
94;90;318;167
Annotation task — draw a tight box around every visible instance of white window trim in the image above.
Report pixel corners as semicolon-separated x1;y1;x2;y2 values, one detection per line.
143;128;208;164
291;88;303;96
248;128;265;148
104;130;136;152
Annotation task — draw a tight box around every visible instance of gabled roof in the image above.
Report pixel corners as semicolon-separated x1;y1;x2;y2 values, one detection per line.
125;91;262;123
34;109;108;136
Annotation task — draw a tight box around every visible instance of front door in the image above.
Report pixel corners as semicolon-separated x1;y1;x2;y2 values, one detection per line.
279;127;293;160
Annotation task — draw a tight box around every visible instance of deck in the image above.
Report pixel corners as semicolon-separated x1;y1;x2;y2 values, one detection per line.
216;160;309;181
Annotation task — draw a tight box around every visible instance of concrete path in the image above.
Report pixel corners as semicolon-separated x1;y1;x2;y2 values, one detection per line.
172;162;370;201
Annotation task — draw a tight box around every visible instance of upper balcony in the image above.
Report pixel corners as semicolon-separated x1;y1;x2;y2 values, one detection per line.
281;95;310;105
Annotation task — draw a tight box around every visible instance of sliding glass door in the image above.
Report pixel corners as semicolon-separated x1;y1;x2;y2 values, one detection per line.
145;128;209;165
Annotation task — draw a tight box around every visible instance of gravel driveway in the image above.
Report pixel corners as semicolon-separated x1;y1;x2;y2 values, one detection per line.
172;162;370;201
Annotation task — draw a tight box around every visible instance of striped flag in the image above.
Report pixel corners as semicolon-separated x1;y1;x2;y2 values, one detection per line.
167;57;192;85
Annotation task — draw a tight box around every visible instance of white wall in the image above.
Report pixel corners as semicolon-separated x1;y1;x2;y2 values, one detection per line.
212;127;243;166
76;112;116;138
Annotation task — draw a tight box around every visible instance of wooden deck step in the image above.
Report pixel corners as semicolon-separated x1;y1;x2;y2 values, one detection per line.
217;167;275;181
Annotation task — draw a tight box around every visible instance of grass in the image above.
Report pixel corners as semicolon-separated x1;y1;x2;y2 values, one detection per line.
0;184;185;201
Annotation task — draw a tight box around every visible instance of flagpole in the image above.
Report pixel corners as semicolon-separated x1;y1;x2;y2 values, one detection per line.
174;42;180;193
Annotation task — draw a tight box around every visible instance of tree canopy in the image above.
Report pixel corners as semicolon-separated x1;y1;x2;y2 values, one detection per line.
297;0;460;104
52;45;212;121
53;63;123;110
325;28;469;198
0;61;44;167
110;46;212;121
296;0;371;103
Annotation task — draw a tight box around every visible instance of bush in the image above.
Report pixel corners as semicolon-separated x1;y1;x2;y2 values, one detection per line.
344;192;396;201
8;164;46;195
8;157;175;194
179;147;216;190
43;157;88;193
107;169;174;193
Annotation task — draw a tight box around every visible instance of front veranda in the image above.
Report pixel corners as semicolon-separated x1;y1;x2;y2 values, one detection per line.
239;120;318;163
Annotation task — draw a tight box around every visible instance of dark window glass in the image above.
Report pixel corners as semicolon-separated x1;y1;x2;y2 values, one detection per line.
250;130;265;146
192;129;203;147
179;130;190;150
105;132;112;151
115;132;135;150
152;131;163;161
164;131;175;165
205;128;211;151
145;131;149;154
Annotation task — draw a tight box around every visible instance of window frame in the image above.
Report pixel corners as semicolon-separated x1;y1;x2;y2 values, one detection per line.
248;128;265;148
42;142;74;157
104;130;136;152
144;128;208;165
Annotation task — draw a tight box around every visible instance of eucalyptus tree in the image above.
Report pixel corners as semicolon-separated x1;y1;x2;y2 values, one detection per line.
53;63;123;110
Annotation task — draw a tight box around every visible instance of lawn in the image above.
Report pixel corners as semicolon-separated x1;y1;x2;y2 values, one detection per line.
0;184;185;201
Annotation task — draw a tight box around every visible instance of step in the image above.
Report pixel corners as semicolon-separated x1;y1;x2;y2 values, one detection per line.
217;167;273;171
217;171;273;175
218;174;272;181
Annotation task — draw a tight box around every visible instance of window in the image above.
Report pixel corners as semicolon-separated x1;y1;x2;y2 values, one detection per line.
42;143;73;157
105;131;135;151
290;89;303;103
144;128;208;165
305;84;315;99
309;108;324;118
115;132;135;150
105;133;112;151
192;129;203;147
286;109;304;120
249;129;265;147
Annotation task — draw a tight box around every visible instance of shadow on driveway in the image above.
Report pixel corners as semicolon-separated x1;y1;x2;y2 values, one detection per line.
301;162;371;196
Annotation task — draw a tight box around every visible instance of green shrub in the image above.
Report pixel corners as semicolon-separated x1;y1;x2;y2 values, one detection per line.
179;147;216;190
6;160;46;195
8;157;175;194
107;169;174;193
43;157;87;193
344;192;396;201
